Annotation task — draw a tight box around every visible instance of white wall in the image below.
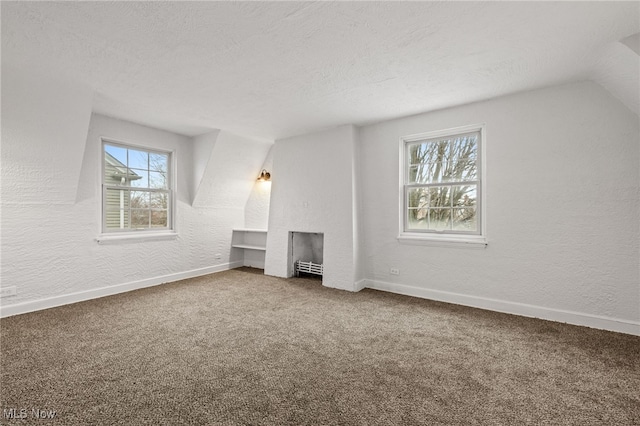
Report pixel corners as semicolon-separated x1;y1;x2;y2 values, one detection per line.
1;67;272;314
192;130;271;209
1;67;95;307
264;125;363;290
358;81;640;334
2;65;637;335
2;66;93;206
244;146;274;230
190;130;220;205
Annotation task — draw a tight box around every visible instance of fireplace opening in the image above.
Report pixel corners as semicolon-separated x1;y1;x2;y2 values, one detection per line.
289;232;324;280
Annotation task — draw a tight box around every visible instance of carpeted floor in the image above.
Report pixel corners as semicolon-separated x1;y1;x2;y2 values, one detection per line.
1;268;639;425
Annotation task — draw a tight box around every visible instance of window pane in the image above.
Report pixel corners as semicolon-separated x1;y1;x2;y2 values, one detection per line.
407;188;428;209
129;169;149;188
408;143;438;183
411;161;451;184
407;208;428;230
131;191;149;209
428;209;451;231
452;208;477;231
149;153;168;172
131;209;150;229
105;144;127;165
149;171;167;189
408;165;422;183
128;149;148;170
105;171;126;186
408;142;447;184
404;129;481;236
104;145;129;185
105;212;130;229
408;144;428;183
427;186;452;208
102;141;173;233
408;133;478;184
446;134;477;182
150;192;168;209
422;161;445;183
452;185;477;207
105;188;130;210
105;188;131;230
406;186;478;232
151;210;168;228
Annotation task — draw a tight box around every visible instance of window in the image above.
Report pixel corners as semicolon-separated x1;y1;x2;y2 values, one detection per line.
102;140;172;233
400;125;485;245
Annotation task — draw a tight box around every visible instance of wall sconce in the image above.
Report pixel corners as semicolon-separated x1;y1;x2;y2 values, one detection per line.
257;169;271;182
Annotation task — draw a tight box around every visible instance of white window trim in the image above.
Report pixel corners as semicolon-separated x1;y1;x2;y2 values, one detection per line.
397;123;487;248
97;137;178;244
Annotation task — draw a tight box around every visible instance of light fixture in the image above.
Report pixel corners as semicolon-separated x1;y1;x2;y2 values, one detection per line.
257;169;271;182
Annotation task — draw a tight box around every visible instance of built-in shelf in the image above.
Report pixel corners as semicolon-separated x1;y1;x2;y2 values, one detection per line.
231;244;266;251
232;229;267;269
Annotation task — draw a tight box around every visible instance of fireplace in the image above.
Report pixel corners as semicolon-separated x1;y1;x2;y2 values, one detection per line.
289;232;324;279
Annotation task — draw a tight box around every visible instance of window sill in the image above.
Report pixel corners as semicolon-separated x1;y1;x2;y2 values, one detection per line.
96;231;178;245
397;233;487;249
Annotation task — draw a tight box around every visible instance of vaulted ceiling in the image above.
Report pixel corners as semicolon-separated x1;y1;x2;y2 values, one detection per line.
2;1;638;140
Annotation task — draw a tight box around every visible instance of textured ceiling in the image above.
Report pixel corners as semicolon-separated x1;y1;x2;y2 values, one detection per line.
2;1;639;140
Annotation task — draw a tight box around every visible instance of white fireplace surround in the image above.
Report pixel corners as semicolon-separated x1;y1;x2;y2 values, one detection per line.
263;125;361;292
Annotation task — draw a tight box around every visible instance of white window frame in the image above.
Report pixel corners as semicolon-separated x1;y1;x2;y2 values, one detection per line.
96;138;177;244
398;124;487;248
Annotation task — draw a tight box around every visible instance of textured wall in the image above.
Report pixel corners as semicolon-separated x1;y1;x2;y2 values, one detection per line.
190;130;220;204
192;130;271;209
358;81;640;330
264;126;360;290
2;66;93;206
1;71;271;309
244;146;274;230
2;64;637;334
1;112;219;306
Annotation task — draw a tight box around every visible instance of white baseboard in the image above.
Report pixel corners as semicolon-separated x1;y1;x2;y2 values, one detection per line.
0;261;243;318
354;279;367;292
328;279;367;292
364;279;640;336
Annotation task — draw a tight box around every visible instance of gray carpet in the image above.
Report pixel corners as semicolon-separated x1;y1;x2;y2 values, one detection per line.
1;268;639;425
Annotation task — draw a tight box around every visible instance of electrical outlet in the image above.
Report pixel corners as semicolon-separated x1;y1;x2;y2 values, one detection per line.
0;286;17;298
390;268;400;275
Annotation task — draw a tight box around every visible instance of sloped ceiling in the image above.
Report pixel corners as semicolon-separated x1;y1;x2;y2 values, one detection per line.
590;36;640;117
2;1;638;140
622;33;640;55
